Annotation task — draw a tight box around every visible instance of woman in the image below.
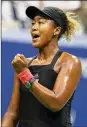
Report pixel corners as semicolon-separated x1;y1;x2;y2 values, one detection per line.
2;6;82;127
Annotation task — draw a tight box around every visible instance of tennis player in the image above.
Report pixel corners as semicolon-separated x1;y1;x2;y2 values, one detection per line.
2;6;82;127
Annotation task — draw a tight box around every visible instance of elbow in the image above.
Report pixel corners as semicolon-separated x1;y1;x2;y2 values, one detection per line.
48;98;63;112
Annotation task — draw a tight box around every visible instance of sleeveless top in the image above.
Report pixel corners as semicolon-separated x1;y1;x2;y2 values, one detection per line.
18;50;74;127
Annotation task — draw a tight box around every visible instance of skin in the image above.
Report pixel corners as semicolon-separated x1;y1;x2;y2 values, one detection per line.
2;15;82;127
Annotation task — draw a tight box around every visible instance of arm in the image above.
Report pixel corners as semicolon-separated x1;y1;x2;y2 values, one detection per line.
11;54;82;112
2;73;20;127
31;58;82;112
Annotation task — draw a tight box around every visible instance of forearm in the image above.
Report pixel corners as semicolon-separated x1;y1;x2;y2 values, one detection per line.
2;111;18;127
31;80;57;111
16;67;58;110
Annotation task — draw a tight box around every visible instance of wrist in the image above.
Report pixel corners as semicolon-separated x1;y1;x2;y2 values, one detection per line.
17;68;39;91
25;74;39;91
17;68;34;84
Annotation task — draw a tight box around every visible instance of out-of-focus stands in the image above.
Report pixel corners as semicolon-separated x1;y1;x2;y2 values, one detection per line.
73;1;87;34
2;1;87;34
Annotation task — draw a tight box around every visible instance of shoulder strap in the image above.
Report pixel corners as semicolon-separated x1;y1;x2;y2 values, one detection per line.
28;55;37;67
51;50;63;68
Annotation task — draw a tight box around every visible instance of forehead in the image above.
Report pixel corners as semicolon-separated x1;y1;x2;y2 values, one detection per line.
33;15;56;27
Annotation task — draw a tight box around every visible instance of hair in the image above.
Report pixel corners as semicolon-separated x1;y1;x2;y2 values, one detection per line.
55;8;80;42
64;12;80;42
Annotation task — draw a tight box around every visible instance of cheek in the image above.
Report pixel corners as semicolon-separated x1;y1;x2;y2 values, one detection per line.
40;25;54;41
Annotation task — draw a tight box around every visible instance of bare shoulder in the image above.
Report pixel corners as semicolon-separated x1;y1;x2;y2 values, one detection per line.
54;51;82;73
61;52;82;74
62;52;81;66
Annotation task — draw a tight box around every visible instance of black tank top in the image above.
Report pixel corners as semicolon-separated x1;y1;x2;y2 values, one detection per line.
18;50;74;127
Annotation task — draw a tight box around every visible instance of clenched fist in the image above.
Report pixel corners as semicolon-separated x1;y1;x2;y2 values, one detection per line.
11;54;29;74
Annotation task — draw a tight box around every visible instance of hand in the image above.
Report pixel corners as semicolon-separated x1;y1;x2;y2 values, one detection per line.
11;54;29;74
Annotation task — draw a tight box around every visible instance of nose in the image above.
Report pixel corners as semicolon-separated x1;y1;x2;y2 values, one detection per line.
32;22;39;31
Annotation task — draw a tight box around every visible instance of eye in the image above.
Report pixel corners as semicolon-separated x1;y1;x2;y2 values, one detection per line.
39;21;44;24
32;21;35;25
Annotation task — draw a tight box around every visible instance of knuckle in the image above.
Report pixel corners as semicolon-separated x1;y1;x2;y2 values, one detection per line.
15;54;20;59
20;54;25;58
21;54;24;57
17;54;21;56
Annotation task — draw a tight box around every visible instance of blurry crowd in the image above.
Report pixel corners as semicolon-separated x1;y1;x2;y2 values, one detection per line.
2;1;87;34
74;1;87;34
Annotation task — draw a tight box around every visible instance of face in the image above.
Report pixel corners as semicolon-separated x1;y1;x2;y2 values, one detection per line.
30;15;57;48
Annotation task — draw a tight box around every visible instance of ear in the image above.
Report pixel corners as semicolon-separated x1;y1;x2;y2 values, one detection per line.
54;27;61;36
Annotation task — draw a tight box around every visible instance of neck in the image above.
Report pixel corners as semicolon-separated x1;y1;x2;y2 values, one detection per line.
38;40;59;60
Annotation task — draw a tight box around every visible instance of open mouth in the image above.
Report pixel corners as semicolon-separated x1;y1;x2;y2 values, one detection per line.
32;34;40;40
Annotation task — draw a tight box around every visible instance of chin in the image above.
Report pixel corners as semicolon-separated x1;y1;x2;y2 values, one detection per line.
32;42;42;48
